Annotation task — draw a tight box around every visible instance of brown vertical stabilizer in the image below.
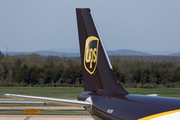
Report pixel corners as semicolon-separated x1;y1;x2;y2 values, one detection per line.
76;8;128;95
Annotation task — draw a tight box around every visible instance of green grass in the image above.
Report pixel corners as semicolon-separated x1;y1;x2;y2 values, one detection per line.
0;111;22;114
1;87;180;99
0;104;62;106
0;111;89;115
0;87;84;99
126;88;180;98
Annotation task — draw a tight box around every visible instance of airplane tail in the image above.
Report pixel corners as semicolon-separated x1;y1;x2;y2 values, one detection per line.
76;8;128;95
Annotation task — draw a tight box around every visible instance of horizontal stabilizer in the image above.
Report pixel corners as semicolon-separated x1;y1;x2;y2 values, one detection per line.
146;94;159;97
5;94;91;106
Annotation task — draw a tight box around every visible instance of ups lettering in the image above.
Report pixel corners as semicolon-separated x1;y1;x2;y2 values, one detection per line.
84;36;99;74
85;48;97;68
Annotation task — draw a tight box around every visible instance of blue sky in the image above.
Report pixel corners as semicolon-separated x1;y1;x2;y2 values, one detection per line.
0;0;180;53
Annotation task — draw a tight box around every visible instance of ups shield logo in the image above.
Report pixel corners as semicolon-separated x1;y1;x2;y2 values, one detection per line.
84;36;99;74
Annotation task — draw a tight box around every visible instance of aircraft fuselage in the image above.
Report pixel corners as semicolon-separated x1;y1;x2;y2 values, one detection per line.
78;91;180;120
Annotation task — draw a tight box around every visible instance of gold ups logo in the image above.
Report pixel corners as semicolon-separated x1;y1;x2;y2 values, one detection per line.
84;36;99;74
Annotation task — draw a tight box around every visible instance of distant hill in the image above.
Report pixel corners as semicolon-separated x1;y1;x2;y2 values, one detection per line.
140;51;179;55
4;52;31;56
168;52;180;56
3;49;152;57
3;51;80;57
4;49;180;57
49;48;79;53
107;49;151;56
35;51;80;57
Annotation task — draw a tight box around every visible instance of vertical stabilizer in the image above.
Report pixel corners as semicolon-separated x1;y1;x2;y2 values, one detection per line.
76;8;128;95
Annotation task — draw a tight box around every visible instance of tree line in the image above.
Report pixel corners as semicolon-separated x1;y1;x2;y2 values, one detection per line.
0;51;180;88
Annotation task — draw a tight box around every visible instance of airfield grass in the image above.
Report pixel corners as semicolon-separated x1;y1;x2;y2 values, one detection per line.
127;88;180;98
1;87;180;115
1;87;180;99
0;111;88;115
0;87;83;99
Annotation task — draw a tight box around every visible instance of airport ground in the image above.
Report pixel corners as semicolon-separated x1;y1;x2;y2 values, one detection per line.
1;87;180;120
0;106;93;120
0;105;88;115
0;115;93;120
